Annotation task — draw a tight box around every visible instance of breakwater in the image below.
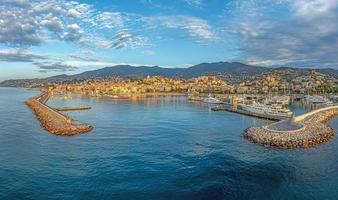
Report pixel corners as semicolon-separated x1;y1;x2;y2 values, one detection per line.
26;92;93;136
244;106;338;148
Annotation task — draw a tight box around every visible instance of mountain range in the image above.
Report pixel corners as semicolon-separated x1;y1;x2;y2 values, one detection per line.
1;62;337;87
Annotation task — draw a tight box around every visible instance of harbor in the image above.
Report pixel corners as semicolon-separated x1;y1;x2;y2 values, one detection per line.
193;93;337;121
194;94;338;148
1;87;338;199
211;104;291;121
26;92;93;136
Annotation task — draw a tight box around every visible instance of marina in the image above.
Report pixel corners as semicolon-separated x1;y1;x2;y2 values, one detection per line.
211;105;292;121
208;94;337;120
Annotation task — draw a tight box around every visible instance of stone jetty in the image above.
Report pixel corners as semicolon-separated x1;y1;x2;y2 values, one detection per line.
244;106;338;148
26;92;93;136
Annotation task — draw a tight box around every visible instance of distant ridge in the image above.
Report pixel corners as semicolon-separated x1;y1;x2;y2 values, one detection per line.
1;62;337;87
53;62;270;81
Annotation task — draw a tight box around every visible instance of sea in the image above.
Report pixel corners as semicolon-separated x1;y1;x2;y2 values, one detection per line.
0;87;337;200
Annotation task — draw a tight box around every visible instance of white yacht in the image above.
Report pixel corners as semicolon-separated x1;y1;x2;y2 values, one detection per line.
304;95;325;104
304;95;333;105
239;102;293;119
323;101;334;106
329;94;338;101
203;96;223;104
267;95;290;105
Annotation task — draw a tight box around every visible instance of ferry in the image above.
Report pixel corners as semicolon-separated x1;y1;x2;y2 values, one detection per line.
239;102;293;120
203;95;223;104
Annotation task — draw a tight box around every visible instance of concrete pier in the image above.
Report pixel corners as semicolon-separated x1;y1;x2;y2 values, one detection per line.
211;105;287;120
55;107;92;111
26;92;93;136
244;106;338;148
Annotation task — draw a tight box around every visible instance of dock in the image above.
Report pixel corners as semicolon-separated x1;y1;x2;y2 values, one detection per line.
26;92;93;136
55;107;92;111
244;106;338;148
211;105;288;121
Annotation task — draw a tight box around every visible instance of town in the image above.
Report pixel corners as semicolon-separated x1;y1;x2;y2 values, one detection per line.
27;69;337;98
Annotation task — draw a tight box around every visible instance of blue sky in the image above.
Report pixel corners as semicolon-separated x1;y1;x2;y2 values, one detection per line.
1;0;338;81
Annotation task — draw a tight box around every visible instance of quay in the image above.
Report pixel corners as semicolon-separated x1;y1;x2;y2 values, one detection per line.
55;107;92;111
244;106;338;148
211;105;287;120
26;92;93;136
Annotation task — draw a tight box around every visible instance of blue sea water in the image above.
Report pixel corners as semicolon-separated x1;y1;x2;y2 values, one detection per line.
0;87;337;200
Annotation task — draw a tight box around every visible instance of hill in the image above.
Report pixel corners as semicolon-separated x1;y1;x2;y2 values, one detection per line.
0;62;337;87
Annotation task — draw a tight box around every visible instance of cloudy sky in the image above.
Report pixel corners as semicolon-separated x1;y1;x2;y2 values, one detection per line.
1;0;338;81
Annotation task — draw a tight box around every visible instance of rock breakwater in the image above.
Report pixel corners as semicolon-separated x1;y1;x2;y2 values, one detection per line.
26;93;93;136
244;106;338;148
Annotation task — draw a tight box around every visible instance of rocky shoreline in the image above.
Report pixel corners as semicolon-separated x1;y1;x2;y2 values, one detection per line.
244;107;338;148
26;94;93;136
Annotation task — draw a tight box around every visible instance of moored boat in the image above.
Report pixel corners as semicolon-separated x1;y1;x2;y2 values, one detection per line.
304;95;334;106
203;95;223;104
304;95;325;104
239;102;293;120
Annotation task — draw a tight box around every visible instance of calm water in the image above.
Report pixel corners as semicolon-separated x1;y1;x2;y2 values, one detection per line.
0;87;338;200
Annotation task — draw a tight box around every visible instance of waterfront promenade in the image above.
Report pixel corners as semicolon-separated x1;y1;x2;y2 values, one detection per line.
245;106;338;148
26;92;93;136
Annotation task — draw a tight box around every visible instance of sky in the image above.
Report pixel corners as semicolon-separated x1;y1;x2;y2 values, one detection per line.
0;0;338;81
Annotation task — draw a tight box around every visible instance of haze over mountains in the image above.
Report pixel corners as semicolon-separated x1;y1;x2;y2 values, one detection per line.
1;62;337;87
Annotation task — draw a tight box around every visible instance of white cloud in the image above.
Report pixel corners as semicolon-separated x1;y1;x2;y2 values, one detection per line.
142;50;155;56
292;0;338;18
69;50;105;62
183;17;216;40
63;24;84;42
40;13;64;32
0;0;29;6
89;12;125;29
0;49;48;62
184;0;203;8
0;5;43;46
0;0;220;54
34;61;78;72
224;0;338;68
142;15;217;41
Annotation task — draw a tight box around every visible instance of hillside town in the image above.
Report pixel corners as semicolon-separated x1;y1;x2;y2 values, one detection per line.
236;70;337;94
47;76;234;97
31;69;337;98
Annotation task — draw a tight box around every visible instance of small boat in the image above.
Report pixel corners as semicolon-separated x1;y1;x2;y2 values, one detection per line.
203;95;223;104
